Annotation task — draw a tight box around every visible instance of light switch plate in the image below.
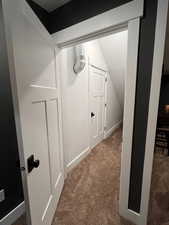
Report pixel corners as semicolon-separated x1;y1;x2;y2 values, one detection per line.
0;189;5;202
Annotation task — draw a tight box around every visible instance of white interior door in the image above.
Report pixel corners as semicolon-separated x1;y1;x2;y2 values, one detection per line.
89;66;106;148
3;1;64;225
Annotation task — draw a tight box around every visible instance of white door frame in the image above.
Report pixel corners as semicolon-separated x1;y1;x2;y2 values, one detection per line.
140;1;169;225
52;1;143;224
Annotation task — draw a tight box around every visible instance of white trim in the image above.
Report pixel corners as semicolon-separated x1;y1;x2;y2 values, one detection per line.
119;18;140;225
0;202;25;225
54;48;65;179
139;1;169;225
66;147;91;173
104;121;122;139
90;64;107;73
52;0;143;48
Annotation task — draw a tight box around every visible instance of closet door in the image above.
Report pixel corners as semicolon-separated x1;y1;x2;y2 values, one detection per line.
90;66;106;148
3;0;64;225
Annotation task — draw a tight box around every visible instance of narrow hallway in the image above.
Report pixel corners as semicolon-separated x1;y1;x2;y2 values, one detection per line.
13;128;134;225
52;128;131;225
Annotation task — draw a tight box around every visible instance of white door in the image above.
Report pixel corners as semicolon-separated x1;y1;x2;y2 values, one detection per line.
3;1;64;225
89;66;106;148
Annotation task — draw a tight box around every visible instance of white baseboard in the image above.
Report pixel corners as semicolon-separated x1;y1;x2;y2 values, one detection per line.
0;201;25;225
104;120;122;139
66;147;91;173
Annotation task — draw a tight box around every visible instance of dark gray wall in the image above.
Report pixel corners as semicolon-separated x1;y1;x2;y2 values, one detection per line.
128;0;158;212
0;2;23;220
49;0;132;33
27;0;132;34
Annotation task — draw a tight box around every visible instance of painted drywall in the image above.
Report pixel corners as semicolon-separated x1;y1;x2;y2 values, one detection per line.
60;47;90;168
60;38;124;168
99;30;128;110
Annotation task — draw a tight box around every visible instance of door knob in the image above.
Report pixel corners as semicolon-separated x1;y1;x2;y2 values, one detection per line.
91;112;95;118
27;155;40;173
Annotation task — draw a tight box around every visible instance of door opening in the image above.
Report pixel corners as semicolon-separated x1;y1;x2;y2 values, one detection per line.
3;0;142;224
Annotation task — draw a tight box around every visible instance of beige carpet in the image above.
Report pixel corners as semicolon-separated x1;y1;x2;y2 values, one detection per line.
13;128;134;225
148;152;169;225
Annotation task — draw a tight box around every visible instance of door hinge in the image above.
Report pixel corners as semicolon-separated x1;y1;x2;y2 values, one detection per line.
0;189;5;203
105;77;107;82
105;103;107;107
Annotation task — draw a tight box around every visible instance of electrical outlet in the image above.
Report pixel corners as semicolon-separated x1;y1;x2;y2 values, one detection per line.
0;189;5;202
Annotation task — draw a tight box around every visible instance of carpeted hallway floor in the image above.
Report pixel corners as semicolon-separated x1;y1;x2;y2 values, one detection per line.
148;152;169;225
13;128;134;225
53;128;125;225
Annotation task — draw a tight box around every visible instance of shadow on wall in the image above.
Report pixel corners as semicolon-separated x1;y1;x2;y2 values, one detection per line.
98;30;128;112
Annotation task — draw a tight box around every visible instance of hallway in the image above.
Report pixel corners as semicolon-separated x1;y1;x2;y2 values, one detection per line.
14;128;135;225
52;128;130;225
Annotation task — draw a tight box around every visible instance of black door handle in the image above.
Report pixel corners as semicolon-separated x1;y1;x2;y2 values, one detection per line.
91;112;95;118
27;155;40;173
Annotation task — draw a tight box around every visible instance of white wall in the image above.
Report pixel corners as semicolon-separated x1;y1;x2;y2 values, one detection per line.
60;35;127;169
105;72;123;133
99;30;128;110
60;47;90;168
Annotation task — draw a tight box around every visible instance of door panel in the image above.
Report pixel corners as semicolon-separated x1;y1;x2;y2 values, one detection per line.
28;102;52;225
46;100;62;190
90;66;106;148
3;0;64;225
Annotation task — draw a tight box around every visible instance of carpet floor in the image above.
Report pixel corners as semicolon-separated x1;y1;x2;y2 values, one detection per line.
13;128;134;225
148;152;169;225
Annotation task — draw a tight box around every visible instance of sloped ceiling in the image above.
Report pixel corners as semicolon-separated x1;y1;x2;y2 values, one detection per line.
33;0;72;12
98;30;128;108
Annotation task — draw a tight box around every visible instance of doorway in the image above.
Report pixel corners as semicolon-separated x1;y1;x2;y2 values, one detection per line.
52;31;128;225
3;0;142;224
59;31;127;175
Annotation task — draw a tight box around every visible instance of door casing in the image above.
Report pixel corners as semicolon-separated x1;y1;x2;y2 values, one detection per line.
53;1;144;224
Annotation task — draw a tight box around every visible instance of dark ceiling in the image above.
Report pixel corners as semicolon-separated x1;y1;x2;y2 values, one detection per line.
27;0;132;34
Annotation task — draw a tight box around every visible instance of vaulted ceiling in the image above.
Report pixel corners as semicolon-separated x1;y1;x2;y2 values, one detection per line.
33;0;72;12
